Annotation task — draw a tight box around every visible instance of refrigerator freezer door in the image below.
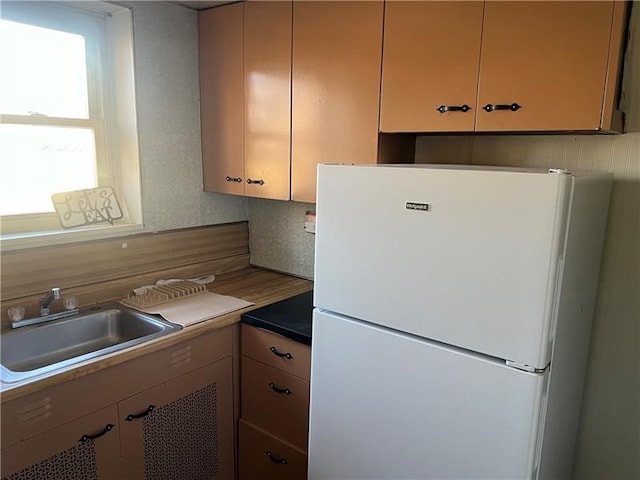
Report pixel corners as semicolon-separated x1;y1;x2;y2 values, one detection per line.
308;309;548;480
314;164;571;368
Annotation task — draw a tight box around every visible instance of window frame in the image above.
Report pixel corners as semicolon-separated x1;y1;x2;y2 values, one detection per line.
0;1;142;246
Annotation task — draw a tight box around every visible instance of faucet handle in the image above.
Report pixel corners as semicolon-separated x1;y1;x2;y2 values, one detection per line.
8;306;26;323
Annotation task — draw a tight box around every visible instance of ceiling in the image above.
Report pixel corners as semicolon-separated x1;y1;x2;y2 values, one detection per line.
169;1;235;10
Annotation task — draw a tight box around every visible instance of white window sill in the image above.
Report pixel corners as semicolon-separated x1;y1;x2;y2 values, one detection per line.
1;223;144;251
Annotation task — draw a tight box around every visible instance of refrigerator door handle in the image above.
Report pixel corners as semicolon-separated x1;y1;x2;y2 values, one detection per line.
505;360;548;374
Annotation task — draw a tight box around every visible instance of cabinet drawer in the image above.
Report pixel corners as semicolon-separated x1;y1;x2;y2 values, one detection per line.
241;324;310;380
241;356;309;451
239;419;307;480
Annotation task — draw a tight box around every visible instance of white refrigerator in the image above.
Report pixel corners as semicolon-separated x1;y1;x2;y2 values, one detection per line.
309;164;612;480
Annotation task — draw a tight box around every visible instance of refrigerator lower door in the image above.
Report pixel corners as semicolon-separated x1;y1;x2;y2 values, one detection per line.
308;310;548;480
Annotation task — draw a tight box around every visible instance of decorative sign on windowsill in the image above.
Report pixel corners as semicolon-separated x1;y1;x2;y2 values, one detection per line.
52;187;124;228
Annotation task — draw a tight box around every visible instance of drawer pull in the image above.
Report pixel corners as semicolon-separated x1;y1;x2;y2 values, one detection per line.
79;423;114;443
266;450;288;465
247;178;265;185
270;346;293;359
269;382;292;395
124;404;156;421
225;176;243;183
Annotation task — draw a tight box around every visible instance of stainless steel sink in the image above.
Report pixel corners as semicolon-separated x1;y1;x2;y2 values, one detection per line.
1;303;182;383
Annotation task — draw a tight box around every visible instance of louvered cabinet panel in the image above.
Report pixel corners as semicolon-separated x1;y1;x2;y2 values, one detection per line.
1;405;120;480
119;358;234;480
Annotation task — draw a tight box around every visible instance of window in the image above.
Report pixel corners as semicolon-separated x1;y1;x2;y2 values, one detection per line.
0;1;141;245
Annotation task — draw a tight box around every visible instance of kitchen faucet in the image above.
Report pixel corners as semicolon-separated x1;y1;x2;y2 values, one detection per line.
10;287;79;328
40;287;61;316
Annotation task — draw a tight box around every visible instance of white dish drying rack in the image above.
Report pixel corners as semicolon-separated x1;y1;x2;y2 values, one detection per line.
121;280;207;309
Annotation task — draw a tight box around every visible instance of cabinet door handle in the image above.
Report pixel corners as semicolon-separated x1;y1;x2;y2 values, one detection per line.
125;404;156;421
265;450;288;465
270;346;293;359
79;423;114;443
268;382;292;395
482;103;522;112
246;178;265;185
436;104;471;113
225;176;243;183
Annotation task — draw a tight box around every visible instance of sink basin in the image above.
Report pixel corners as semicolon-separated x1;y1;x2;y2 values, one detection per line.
1;303;182;383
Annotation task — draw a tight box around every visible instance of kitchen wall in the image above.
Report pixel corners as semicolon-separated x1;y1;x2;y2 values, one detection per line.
5;0;631;474
248;7;639;478
126;1;247;232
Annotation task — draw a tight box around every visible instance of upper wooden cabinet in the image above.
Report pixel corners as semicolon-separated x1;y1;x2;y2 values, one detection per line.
244;1;292;200
477;1;621;132
380;1;628;133
199;3;244;194
380;1;483;133
199;1;407;203
200;2;292;200
291;1;384;203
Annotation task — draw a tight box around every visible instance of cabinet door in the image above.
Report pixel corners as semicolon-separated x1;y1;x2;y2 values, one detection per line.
380;1;483;133
476;1;615;132
119;359;234;480
199;3;244;194
1;405;120;480
244;1;292;200
291;1;383;203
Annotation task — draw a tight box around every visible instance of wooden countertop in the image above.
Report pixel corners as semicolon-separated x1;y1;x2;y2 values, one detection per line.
0;267;313;403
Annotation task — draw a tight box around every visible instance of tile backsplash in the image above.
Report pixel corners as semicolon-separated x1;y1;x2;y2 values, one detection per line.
248;198;315;280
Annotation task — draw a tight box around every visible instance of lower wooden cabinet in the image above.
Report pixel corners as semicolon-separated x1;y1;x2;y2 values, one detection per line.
239;325;311;480
1;405;120;479
1;327;235;480
239;419;307;480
